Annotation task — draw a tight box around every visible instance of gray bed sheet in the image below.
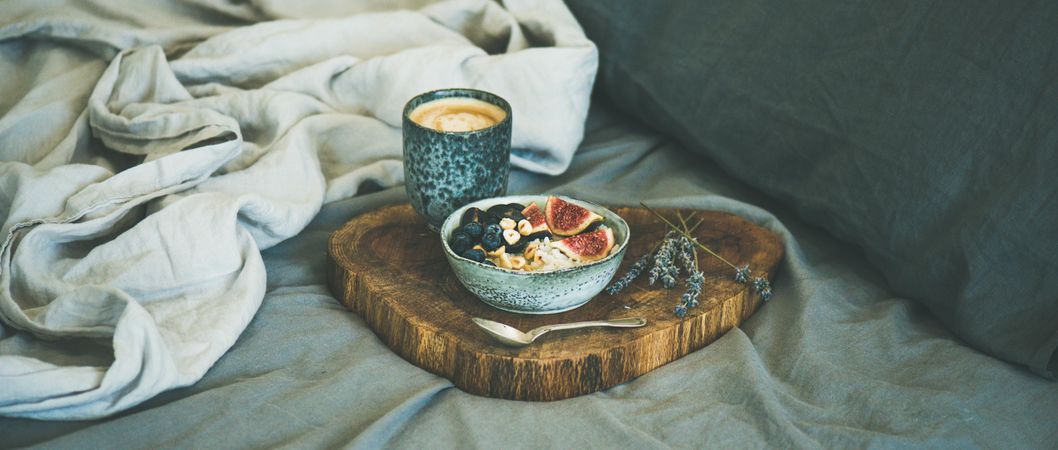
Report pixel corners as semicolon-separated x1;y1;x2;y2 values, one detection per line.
2;102;1056;449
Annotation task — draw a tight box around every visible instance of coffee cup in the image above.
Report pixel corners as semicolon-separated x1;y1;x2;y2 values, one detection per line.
402;88;512;231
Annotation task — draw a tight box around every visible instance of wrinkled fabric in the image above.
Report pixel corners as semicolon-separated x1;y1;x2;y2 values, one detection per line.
0;0;596;419
2;104;1055;448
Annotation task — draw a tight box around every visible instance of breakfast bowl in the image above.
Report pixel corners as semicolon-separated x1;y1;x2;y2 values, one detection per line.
440;195;630;314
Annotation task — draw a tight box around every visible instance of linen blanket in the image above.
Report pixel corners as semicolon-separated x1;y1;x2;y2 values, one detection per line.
3;103;1056;448
0;0;596;420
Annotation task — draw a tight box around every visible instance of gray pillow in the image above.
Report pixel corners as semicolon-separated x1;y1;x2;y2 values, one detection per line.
567;0;1058;377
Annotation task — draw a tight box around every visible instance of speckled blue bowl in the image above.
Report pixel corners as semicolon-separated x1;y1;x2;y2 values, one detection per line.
440;195;630;314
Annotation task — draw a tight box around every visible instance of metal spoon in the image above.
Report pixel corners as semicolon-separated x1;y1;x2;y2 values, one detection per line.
472;317;647;347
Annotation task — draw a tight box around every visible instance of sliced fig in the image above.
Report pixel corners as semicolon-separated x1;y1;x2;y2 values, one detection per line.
552;227;615;262
520;203;550;235
544;196;603;236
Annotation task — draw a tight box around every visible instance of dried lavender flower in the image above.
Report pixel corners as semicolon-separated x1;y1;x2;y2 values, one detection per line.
661;274;677;289
674;303;688;318
648;266;663;285
605;250;655;295
760;286;773;301
648;233;679;285
753;276;772;301
681;289;700;308
687;271;705;289
734;265;751;284
676;238;696;271
665;264;679;280
636;203;782;317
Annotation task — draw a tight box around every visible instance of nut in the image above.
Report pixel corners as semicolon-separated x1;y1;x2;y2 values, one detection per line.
499;217;517;231
502;229;521;246
496;252;513;269
509;256;527;270
485;245;506;258
517;219;533;236
523;243;538;260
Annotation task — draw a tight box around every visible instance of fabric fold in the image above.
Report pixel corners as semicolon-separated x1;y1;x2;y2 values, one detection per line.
0;0;597;419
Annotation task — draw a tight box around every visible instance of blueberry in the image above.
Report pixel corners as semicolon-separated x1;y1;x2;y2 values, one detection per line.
461;248;486;263
481;233;503;251
481;224;503;251
460;222;484;241
449;231;472;254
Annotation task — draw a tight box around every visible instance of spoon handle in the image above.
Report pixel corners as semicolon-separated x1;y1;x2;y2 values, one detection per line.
544;317;647;332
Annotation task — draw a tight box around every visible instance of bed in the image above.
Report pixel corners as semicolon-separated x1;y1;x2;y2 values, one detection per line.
2;0;1056;448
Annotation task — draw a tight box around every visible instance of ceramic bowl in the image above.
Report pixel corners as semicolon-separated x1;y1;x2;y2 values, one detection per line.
440;195;630;314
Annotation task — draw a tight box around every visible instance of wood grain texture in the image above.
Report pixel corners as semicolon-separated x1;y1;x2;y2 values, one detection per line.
328;204;782;401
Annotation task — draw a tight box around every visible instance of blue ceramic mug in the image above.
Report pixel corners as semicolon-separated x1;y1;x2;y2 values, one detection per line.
402;88;512;231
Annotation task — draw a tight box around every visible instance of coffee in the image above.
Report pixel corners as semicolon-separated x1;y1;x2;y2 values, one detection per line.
409;97;507;133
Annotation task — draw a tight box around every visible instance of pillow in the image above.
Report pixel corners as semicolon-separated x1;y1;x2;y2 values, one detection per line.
567;0;1058;377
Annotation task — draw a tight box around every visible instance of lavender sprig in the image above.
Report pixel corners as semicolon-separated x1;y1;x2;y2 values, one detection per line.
640;202;777;311
676;237;697;274
607;204;776;316
648;231;679;286
605;250;654;295
674;232;704;312
680;271;704;309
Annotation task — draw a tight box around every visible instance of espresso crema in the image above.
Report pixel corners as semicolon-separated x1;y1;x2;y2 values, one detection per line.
409;97;507;132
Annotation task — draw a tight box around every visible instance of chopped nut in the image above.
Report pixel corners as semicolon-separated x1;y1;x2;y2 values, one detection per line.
485;245;506;258
502;229;521;246
509;256;527;270
496;252;513;269
499;217;517;230
524;243;538;260
517;219;533;236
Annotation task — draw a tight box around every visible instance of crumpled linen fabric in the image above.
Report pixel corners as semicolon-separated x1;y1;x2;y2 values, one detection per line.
0;0;596;419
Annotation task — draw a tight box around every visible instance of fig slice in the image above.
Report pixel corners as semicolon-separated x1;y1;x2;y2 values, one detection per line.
520;203;551;235
544;196;603;236
552;227;615;262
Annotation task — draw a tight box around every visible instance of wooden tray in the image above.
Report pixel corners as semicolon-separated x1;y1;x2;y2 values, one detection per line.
328;204;782;401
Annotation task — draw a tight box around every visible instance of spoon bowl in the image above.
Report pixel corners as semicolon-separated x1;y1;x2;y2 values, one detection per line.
472;317;647;347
